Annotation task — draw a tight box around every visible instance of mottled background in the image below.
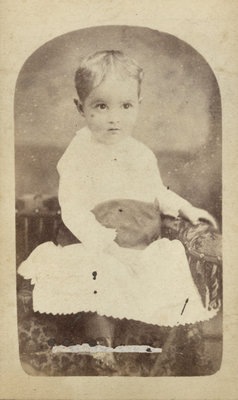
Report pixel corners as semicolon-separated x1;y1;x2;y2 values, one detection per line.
15;25;222;224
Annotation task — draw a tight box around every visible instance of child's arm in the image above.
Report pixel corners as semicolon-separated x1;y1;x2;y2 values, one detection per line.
147;150;218;229
158;186;218;229
57;155;116;252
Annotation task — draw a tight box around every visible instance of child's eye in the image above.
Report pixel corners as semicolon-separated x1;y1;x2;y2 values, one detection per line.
96;103;107;110
123;103;132;109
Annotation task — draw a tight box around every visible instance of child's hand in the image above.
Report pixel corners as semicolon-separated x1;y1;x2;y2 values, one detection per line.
179;205;218;230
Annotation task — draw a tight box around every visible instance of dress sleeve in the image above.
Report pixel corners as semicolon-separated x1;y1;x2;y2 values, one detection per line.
57;139;114;249
147;150;192;218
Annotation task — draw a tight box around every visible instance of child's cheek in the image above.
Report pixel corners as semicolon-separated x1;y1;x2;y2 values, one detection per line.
90;115;101;130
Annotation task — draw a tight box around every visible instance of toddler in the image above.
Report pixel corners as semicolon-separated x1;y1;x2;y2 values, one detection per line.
18;50;218;353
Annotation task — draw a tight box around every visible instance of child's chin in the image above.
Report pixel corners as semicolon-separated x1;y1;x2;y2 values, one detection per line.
104;134;128;144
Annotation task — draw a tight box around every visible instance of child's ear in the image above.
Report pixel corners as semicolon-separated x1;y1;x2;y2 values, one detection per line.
74;98;84;116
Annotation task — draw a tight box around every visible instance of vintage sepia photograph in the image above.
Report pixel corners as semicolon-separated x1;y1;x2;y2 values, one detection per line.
15;25;222;377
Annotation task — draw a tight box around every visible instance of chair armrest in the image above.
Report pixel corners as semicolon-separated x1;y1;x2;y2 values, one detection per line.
161;215;222;310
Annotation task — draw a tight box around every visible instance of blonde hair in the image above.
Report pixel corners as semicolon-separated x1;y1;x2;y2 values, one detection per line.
75;50;144;102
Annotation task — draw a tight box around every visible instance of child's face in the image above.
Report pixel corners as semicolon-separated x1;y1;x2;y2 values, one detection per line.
79;73;141;145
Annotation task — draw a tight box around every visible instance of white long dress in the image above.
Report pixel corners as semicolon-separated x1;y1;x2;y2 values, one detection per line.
18;127;218;326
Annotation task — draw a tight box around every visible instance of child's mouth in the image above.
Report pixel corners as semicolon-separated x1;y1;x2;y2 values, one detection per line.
108;128;120;134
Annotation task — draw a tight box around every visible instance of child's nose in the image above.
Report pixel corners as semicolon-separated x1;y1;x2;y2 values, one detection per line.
109;119;119;124
108;110;120;124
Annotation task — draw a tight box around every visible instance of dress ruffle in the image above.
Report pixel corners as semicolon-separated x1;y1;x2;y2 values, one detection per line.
18;239;218;327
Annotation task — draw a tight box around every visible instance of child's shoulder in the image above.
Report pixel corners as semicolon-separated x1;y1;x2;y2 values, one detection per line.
129;136;156;161
75;126;91;140
57;127;90;172
63;126;90;154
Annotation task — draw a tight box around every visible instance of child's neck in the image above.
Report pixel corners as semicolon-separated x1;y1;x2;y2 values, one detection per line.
88;129;130;149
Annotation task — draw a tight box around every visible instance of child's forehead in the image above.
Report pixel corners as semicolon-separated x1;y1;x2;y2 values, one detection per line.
89;73;139;99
